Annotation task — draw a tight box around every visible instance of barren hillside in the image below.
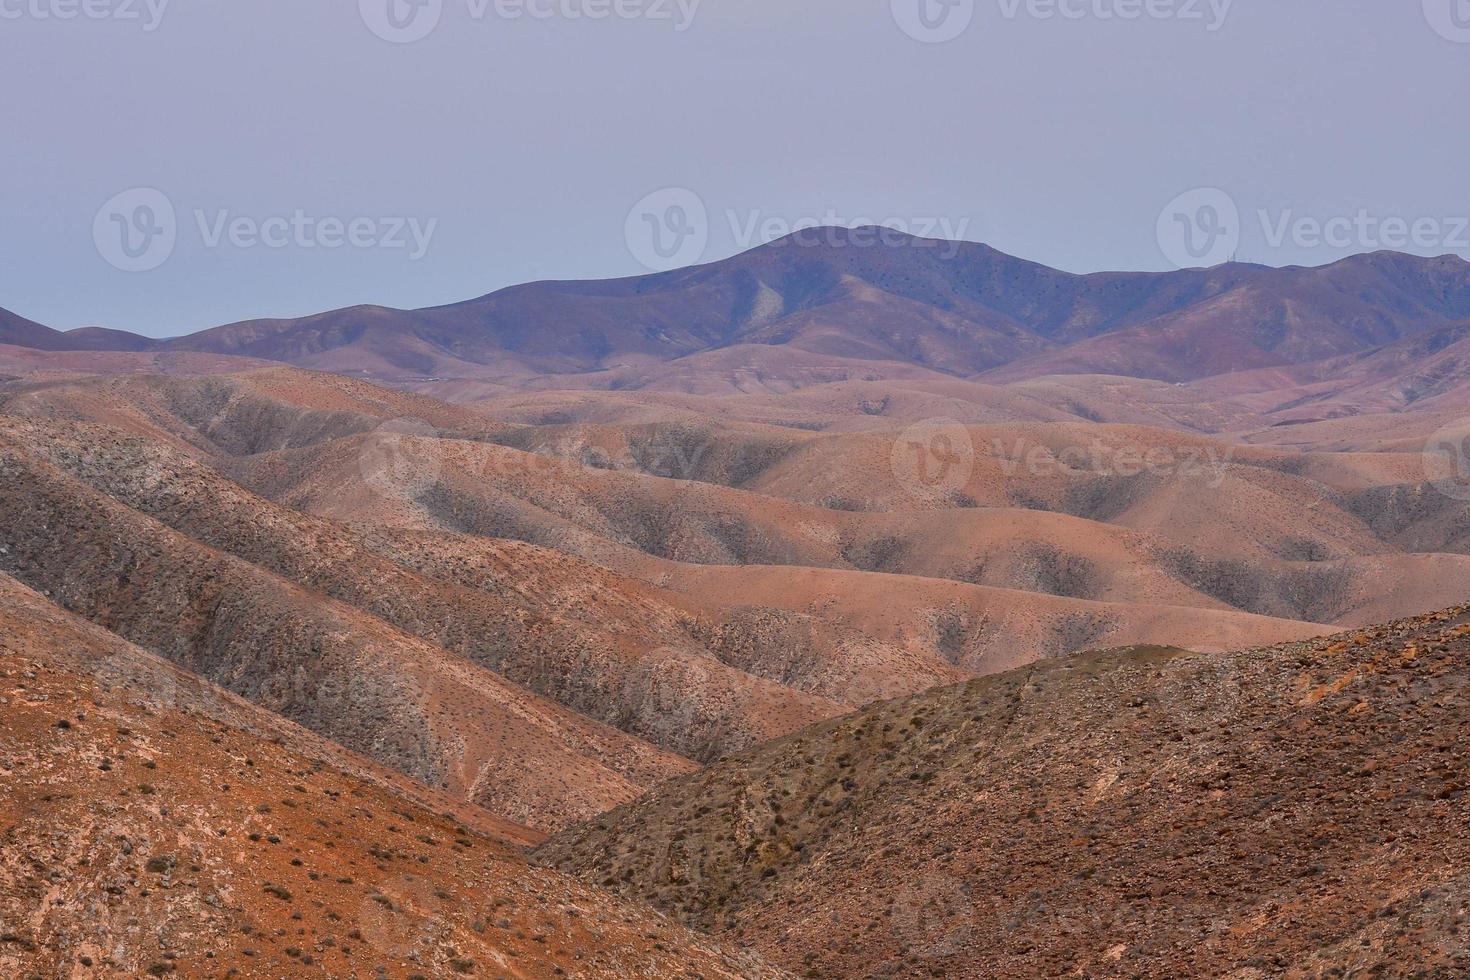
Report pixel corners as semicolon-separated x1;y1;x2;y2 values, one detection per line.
0;573;785;979
542;606;1470;978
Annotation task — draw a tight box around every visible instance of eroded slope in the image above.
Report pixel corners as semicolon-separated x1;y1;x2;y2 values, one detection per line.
0;574;784;979
542;607;1470;978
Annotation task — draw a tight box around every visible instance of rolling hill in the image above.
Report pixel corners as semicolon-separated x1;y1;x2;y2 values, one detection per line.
0;572;785;979
541;605;1470;978
4;236;1470;978
0;306;151;353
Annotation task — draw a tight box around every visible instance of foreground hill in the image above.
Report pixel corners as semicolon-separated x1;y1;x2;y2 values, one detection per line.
541;606;1470;978
0;574;783;979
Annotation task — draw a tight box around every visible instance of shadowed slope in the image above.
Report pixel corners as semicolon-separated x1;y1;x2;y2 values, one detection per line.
0;366;508;456
0;306;153;353
542;606;1470;979
0;431;691;831
222;425;1333;670
3;415;846;763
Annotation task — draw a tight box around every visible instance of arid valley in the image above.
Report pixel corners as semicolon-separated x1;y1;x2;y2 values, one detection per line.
3;230;1470;976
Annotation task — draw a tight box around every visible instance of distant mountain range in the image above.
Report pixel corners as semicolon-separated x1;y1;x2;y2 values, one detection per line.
8;229;1470;385
0;306;154;353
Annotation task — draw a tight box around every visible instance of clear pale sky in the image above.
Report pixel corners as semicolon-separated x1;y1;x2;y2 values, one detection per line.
4;0;1468;337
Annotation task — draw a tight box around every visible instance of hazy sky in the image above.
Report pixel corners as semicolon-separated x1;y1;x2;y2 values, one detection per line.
4;0;1469;337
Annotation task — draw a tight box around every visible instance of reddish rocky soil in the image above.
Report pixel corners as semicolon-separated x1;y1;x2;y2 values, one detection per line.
541;607;1470;979
3;257;1470;980
0;574;786;979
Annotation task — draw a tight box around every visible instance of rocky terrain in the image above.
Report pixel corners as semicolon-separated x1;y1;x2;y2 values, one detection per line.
0;420;696;832
0;355;1464;837
0;573;785;978
541;606;1470;979
3;233;1469;978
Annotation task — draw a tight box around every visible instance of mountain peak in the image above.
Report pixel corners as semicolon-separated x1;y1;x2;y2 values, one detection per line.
7;244;1470;383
